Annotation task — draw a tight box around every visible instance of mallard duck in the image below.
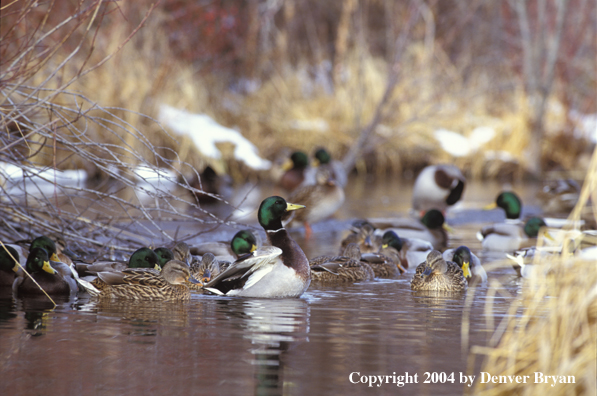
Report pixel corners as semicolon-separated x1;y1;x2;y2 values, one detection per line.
304;147;348;188
29;235;61;262
360;251;404;278
410;250;467;292
477;217;547;251
13;247;78;296
81;247;162;277
537;178;580;214
309;243;375;282
371;209;448;250
340;221;382;253
77;260;200;301
203;196;311;298
377;230;433;271
171;242;191;264
189;229;259;262
484;191;522;220
153;247;174;267
188;253;221;291
279;151;310;192
283;167;345;239
443;246;486;284
0;245;21;287
412;164;465;213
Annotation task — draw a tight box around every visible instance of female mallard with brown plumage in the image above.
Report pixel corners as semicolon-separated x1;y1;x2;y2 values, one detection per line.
410;250;467;292
340;221;382;253
77;260;200;301
188;253;221;291
309;243;374;283
283;167;345;239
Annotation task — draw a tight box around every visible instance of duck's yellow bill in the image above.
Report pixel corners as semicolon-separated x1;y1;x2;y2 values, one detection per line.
50;253;60;262
250;244;257;253
312;158;320;167
42;260;57;275
483;202;497;210
382;243;388;249
286;202;306;211
154;264;162;271
12;263;19;273
443;223;455;233
281;158;294;171
462;261;472;278
543;231;555;242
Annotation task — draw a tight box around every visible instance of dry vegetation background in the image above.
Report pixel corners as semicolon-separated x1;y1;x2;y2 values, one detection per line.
1;1;596;394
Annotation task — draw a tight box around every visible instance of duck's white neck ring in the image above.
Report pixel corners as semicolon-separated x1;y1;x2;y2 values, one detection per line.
266;228;285;234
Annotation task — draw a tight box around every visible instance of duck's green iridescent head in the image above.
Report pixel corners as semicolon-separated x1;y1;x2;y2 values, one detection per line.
496;192;522;219
231;230;257;256
129;247;161;270
524;217;547;238
420;209;445;229
258;196;305;231
451;246;472;279
290;151;309;169
30;236;59;262
0;246;20;273
26;247;56;275
153;247;174;267
313;148;331;166
382;231;403;252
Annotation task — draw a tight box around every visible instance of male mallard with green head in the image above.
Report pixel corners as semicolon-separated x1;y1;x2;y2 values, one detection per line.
190;229;259;263
371;209;449;250
484;191;523;220
279;151;310;192
77;260;200;301
13;247;78;296
412;164;465;213
443;246;486;284
153;247;175;268
410;250;467;292
203;196;311;298
478;217;547;251
0;246;21;287
309;243;375;282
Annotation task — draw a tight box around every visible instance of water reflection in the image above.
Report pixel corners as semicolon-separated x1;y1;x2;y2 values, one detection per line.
216;298;310;396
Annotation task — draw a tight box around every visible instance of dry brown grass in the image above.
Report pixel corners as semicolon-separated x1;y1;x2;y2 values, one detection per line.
466;148;597;395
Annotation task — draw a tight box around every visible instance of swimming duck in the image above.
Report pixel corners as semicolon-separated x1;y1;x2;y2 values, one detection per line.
309;243;375;282
340;221;382;253
279;151;310;192
0;245;21;287
189;229;260;263
410;250;467;292
304;147;348;188
477;217;547;251
153;247;175;267
484;191;522;220
360;251;404;278
81;247;162;276
536;178;580;214
283;167;345;239
203;196;311;298
376;230;433;271
77;260;200;301
442;246;486;284
412;164;465;213
13;247;78;296
188;253;221;291
371;209;449;250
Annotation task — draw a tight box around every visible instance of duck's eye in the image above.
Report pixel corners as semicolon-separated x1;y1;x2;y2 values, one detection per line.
145;257;150;261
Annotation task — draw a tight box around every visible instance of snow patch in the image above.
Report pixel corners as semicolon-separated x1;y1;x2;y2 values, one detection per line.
159;105;271;170
434;127;495;157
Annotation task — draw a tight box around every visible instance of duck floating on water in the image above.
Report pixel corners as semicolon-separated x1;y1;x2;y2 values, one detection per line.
478;217;547;251
13;247;78;296
443;246;486;284
309;243;375;283
410;250;467;292
203;196;311;298
371;209;449;250
412;164;465;213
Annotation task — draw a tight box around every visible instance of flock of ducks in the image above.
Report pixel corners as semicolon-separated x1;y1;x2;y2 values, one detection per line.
0;149;592;301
